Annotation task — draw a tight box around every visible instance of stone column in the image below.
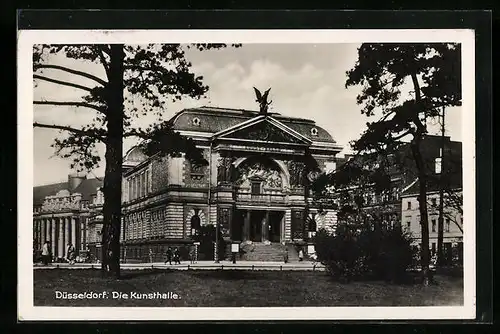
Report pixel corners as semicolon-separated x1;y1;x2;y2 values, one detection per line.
58;218;65;259
82;219;87;249
80;219;85;250
40;219;45;246
263;211;270;242
71;217;77;248
65;216;71;247
33;220;38;249
51;219;56;259
45;219;50;245
40;218;47;245
38;220;42;249
243;210;250;241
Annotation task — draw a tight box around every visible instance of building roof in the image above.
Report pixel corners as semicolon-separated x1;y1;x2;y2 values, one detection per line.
171;106;336;143
33;182;68;206
33;177;103;206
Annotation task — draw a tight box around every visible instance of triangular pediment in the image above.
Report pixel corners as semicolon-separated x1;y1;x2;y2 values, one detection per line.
213;116;311;145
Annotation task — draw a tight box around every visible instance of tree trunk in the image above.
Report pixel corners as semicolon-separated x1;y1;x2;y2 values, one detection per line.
410;136;432;285
101;44;124;278
437;107;446;267
409;72;432;285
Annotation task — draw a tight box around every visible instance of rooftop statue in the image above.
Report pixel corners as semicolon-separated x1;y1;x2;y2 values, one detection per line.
253;87;272;115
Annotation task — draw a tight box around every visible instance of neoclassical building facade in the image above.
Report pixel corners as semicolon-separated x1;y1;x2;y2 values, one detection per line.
33;174;103;261
120;107;343;261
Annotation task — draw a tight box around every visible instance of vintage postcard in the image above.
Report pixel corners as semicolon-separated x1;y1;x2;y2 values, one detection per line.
18;29;476;321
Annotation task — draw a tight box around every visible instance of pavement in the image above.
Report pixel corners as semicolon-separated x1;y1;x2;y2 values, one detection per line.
33;260;325;271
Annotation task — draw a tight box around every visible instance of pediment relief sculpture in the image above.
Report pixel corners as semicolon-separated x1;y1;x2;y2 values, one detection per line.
235;160;284;189
228;121;303;144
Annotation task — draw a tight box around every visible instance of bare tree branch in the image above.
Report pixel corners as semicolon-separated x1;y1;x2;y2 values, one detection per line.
34;100;106;114
33;122;106;141
390;130;413;141
33;74;94;92
94;45;111;79
34;64;108;86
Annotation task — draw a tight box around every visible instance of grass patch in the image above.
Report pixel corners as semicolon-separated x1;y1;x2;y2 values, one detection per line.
34;269;463;307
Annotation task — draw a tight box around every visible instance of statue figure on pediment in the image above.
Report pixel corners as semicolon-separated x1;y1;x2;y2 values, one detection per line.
216;156;226;183
217;155;235;184
254;87;272;115
224;157;233;182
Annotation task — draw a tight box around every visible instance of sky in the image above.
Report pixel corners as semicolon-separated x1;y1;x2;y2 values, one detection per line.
33;44;462;186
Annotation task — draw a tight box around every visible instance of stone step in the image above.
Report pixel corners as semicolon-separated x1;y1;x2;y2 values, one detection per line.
239;242;292;262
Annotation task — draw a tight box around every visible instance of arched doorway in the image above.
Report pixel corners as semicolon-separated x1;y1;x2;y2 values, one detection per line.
233;156;287;243
190;214;201;236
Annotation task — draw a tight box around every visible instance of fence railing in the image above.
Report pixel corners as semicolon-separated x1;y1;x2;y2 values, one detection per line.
234;192;287;204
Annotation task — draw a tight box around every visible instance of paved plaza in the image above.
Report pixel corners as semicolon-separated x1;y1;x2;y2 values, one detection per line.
33;260;325;271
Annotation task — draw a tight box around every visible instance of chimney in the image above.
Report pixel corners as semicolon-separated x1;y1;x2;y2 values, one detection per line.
68;172;86;191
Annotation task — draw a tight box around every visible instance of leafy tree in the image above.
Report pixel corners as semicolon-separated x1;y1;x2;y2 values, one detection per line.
33;43;240;278
314;43;461;285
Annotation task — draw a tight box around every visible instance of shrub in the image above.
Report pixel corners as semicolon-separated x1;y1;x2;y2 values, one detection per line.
314;226;365;282
373;229;415;283
314;224;416;283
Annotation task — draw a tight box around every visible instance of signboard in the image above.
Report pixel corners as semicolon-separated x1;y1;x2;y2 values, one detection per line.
307;244;315;254
193;242;200;245
231;243;240;253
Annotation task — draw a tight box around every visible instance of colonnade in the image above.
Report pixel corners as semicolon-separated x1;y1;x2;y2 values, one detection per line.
33;216;87;259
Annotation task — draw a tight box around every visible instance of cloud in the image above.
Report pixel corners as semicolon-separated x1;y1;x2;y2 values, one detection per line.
32;44;463;185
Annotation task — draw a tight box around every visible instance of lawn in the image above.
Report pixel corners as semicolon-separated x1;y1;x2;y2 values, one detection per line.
33;269;463;307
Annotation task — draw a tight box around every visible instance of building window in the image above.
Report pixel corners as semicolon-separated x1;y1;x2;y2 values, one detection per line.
407;201;412;210
431;219;436;232
192;117;201;126
141;172;146;197
406;221;411;231
435;157;442;174
310;127;318;136
446;219;450;232
251;182;261;195
431;198;437;206
190;162;205;180
133;176;138;200
431;242;436;256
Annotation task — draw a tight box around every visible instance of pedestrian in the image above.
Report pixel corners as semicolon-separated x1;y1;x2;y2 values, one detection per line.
283;249;289;263
41;240;50;265
164;246;173;265
66;242;76;265
85;248;91;263
189;246;195;264
298;248;304;262
173;248;181;265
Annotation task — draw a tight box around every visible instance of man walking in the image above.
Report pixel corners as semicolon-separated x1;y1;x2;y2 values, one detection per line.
164;247;173;265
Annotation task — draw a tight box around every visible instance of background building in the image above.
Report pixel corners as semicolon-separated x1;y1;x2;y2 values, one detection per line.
331;134;463;265
33;173;102;261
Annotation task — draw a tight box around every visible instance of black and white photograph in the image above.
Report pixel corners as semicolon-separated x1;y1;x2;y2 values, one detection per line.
18;29;476;321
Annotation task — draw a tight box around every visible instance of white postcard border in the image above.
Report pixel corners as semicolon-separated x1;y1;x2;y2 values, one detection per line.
18;29;476;321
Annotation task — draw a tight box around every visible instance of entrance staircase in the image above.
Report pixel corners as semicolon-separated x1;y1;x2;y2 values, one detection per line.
239;242;299;262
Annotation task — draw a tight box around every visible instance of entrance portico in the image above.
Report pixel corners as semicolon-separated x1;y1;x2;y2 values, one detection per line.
232;208;285;243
